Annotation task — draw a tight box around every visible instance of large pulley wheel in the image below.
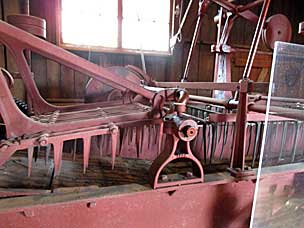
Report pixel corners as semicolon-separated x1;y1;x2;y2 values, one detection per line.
262;14;292;50
85;66;151;103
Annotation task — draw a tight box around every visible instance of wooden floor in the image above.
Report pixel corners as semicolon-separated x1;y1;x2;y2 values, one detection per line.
0;153;153;190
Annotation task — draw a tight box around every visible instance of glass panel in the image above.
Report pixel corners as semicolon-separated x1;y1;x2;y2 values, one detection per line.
61;0;118;48
251;42;304;227
122;0;170;52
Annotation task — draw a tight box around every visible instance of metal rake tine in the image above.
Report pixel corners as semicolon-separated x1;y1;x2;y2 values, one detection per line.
291;121;301;162
45;144;51;165
218;123;223;143
34;146;40;162
220;122;228;160
246;123;253;156
147;126;152;150
120;128;128;155
135;126;142;158
158;123;164;155
230;123;236;152
99;136;104;159
27;146;34;177
140;125;145;154
279;121;288;161
252;122;261;167
53;142;63;177
72;139;77;161
109;123;119;169
202;124;207;164
153;124;158;145
210;123;217;165
111;132;118;170
83;137;92;174
207;124;211;156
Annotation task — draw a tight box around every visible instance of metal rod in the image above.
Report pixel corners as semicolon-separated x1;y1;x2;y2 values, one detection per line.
190;95;231;108
250;95;304;104
181;0;210;82
242;0;271;80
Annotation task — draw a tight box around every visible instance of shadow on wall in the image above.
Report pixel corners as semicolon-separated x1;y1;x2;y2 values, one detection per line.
211;183;252;228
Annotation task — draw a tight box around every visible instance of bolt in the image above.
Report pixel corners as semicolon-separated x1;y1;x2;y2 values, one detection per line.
161;175;168;181
186;172;193;178
87;201;97;208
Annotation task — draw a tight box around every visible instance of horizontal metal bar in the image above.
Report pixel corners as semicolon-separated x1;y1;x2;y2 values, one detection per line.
155;82;239;91
155;81;269;93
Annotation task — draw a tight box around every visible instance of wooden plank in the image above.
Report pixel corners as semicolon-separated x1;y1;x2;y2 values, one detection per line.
3;0;25;99
3;0;20;73
46;60;61;98
200;4;217;43
31;53;47;98
0;155;53;189
233;52;272;68
169;43;183;81
71;51;89;99
145;55;168;82
198;44;214;96
60;65;75;98
99;53;112;68
74;71;88;99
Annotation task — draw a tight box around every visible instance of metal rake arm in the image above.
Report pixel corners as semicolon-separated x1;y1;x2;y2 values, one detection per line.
0;21;155;101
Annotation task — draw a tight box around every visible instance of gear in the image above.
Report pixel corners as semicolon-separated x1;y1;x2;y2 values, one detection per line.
13;97;29;115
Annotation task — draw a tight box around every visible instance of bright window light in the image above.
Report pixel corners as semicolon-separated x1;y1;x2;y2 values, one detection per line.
61;0;171;53
62;0;118;48
122;0;170;52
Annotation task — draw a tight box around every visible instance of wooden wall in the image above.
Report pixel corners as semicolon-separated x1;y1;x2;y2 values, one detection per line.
0;0;304;101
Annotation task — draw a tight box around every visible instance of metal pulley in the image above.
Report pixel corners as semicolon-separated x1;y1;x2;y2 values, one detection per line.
85;66;152;103
7;0;46;39
7;15;46;39
262;14;292;50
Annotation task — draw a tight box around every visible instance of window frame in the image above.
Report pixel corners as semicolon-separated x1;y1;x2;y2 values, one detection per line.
56;0;174;56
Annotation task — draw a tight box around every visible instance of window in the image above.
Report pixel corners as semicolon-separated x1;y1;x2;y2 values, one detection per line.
59;0;172;54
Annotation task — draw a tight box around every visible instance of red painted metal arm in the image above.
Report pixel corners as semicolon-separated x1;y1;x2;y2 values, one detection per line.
0;21;155;101
211;0;260;23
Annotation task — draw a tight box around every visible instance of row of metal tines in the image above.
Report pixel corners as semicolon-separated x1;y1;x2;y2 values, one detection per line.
186;104;304;167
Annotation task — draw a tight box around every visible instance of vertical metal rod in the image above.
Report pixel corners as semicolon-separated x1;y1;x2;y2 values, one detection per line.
220;122;228;160
181;0;210;82
27;146;34;177
279;121;288;161
230;86;248;171
291;121;300;162
213;7;223;81
230;0;271;173
252;122;261;167
246;123;253;156
117;0;122;48
203;124;207;164
210;123;217;165
242;0;271;79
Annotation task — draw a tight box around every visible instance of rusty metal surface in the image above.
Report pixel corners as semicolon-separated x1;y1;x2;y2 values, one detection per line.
0;165;303;228
0;2;303;227
0;174;256;228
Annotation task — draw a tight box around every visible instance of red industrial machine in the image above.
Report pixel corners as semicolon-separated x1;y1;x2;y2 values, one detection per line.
0;0;303;227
